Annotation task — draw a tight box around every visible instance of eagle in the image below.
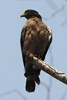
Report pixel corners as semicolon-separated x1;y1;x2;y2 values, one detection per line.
20;9;52;92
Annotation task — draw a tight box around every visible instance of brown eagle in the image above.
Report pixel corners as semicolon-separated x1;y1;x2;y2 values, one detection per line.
20;9;52;92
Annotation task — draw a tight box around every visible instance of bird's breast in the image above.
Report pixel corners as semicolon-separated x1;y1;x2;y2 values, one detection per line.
23;27;49;57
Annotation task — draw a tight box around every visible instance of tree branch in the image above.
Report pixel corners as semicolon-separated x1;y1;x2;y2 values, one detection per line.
26;53;67;85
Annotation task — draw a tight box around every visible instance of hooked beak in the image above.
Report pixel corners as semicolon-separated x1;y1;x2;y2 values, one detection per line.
20;13;26;17
20;14;25;17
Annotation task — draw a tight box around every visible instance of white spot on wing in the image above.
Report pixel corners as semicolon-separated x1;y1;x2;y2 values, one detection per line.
48;26;52;33
49;34;52;40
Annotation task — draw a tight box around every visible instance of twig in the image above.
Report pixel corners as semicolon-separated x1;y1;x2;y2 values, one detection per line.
45;0;57;10
41;81;50;91
45;5;64;21
0;89;28;100
26;53;67;85
61;18;67;26
60;89;67;100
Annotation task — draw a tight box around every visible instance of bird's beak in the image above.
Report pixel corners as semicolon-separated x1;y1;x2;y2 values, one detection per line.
20;13;26;17
20;14;25;17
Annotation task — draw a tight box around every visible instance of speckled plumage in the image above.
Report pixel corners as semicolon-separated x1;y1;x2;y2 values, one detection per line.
20;10;52;92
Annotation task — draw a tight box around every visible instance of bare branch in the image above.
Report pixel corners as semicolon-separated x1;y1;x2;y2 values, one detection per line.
26;53;67;85
61;18;67;26
46;47;53;100
45;5;64;21
41;81;50;90
0;89;28;100
45;0;57;10
60;89;67;100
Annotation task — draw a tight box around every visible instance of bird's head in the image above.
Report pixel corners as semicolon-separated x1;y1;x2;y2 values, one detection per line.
20;9;42;20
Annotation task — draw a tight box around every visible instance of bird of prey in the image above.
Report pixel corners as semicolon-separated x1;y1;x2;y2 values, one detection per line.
20;9;52;92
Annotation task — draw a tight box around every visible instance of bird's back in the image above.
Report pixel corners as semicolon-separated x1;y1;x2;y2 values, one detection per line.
23;17;51;58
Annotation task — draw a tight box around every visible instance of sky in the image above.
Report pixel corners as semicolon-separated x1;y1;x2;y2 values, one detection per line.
0;0;67;100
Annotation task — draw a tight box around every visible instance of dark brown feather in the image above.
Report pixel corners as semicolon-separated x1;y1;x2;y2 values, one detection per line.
20;11;52;92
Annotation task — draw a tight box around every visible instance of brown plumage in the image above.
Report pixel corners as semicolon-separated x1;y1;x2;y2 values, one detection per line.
20;9;52;92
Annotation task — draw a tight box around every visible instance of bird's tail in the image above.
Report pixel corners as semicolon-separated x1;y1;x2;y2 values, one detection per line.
25;76;40;92
24;64;40;92
26;78;35;92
